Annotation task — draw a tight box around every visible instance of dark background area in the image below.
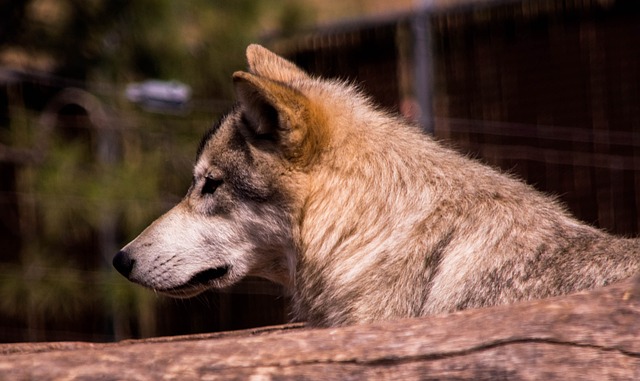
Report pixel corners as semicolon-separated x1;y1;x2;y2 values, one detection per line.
1;0;638;343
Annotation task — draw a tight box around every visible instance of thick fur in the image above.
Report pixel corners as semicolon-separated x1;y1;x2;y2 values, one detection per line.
114;44;640;327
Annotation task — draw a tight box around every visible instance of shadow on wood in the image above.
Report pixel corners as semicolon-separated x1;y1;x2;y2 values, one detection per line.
2;275;640;380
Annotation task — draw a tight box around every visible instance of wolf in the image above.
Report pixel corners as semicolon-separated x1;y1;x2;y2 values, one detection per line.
113;44;640;327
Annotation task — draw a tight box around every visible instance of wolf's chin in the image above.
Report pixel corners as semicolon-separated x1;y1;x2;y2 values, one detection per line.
157;266;231;298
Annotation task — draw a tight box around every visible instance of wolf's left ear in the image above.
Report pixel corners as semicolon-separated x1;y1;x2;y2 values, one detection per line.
233;71;326;163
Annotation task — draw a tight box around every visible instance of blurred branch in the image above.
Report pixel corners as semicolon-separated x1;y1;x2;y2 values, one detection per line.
0;144;41;164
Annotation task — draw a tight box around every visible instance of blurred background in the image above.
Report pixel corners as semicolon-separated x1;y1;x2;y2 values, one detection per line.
0;0;638;343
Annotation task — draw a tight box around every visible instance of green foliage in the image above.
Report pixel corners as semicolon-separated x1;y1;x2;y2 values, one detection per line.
0;259;86;320
0;0;313;341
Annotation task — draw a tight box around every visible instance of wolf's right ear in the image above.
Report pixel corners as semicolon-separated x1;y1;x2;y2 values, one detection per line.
233;71;327;163
245;44;309;83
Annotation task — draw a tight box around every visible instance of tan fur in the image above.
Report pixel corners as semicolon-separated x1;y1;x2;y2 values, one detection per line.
114;44;640;327
232;71;329;165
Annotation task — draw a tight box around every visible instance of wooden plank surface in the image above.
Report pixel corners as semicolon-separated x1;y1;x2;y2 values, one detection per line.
2;277;640;380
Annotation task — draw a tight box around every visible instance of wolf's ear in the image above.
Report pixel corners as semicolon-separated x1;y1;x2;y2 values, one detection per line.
245;44;309;83
233;71;326;162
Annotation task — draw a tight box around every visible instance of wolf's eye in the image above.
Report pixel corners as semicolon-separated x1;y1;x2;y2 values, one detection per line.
201;177;223;195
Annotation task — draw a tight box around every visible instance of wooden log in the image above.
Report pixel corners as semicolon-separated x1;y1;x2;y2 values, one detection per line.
2;276;640;380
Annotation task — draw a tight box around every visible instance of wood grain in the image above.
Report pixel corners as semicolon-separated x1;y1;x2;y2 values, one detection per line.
2;277;640;380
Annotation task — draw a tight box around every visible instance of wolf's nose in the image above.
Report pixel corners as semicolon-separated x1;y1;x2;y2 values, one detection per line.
113;250;135;278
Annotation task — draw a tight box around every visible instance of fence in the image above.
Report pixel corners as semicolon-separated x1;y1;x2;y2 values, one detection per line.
270;0;640;236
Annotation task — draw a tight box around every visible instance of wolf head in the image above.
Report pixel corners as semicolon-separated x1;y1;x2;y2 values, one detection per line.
113;44;445;326
112;45;343;297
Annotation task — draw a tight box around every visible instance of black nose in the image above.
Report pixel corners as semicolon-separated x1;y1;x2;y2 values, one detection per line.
113;250;135;278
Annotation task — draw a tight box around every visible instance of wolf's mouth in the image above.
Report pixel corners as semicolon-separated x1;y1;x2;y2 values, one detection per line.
159;266;230;297
189;266;230;285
